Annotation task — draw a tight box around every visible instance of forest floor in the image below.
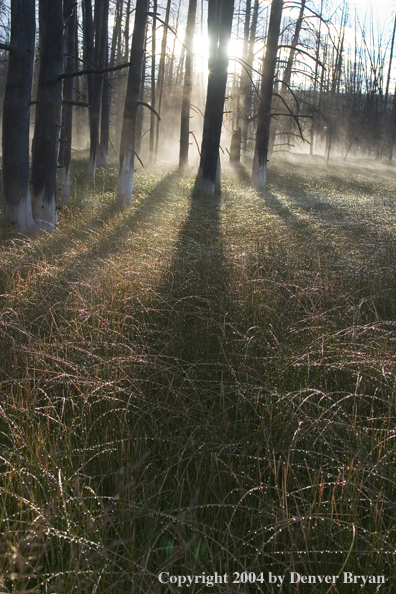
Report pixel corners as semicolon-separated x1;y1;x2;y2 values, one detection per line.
1;154;396;592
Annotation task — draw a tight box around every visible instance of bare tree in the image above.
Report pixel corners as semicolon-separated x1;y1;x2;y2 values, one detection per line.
116;0;149;206
200;0;235;194
2;0;36;231
59;0;78;206
88;0;110;177
252;0;283;188
179;0;198;170
31;0;64;231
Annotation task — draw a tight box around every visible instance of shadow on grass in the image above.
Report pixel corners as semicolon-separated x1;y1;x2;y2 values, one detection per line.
0;170;181;355
140;181;235;396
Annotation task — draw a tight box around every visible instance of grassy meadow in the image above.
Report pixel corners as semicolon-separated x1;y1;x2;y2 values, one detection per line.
0;154;396;592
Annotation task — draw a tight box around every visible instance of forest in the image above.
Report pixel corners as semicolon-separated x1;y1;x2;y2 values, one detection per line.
1;0;396;592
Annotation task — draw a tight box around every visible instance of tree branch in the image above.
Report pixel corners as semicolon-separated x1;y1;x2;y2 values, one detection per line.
58;60;132;80
137;101;161;120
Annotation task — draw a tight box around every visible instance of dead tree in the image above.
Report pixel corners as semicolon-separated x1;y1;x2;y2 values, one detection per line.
88;0;110;177
2;0;36;231
155;0;172;159
269;0;306;153
149;0;157;163
31;0;64;231
3;0;36;231
200;0;235;194
116;0;149;206
59;0;77;206
179;0;198;170
252;0;283;188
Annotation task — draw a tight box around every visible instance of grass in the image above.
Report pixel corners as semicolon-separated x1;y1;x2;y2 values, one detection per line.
1;153;396;592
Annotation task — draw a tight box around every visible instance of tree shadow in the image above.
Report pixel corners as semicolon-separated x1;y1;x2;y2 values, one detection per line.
141;183;234;395
0;171;181;335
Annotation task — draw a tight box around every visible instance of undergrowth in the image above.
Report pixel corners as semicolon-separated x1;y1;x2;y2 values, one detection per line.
0;155;396;592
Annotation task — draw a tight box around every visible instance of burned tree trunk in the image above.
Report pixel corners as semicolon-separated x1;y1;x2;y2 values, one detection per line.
200;0;235;195
88;0;109;177
2;0;36;231
59;0;77;206
155;0;172;159
31;0;64;231
269;0;306;153
241;0;258;158
116;0;149;206
98;0;110;167
252;0;283;188
179;0;197;170
149;0;157;163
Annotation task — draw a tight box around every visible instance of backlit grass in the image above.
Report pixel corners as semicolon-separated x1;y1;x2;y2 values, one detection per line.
1;155;396;592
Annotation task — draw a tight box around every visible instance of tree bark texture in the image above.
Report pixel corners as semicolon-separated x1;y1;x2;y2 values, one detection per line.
149;0;157;163
31;0;64;231
179;0;197;170
2;0;36;231
200;0;235;195
252;0;283;188
116;0;149;207
88;0;109;176
155;0;172;159
99;0;110;166
60;0;77;206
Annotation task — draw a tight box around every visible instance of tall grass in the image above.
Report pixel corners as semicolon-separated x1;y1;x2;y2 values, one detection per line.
1;155;396;592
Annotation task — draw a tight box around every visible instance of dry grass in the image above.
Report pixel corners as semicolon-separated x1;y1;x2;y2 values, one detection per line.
0;154;396;592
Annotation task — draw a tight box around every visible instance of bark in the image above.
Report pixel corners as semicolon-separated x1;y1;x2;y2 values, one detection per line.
241;0;258;156
82;0;94;112
31;0;64;231
155;0;172;159
233;0;251;164
179;0;197;170
252;0;283;188
116;0;149;207
200;0;235;195
135;34;147;156
309;0;323;155
2;0;36;231
269;0;306;152
60;0;77;206
325;23;344;162
99;70;110;165
149;0;157;163
98;0;110;166
88;0;109;176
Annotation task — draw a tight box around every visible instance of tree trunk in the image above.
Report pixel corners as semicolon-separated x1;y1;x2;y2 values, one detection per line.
135;33;147;157
325;23;344;162
149;0;157;164
269;0;306;153
98;0;110;166
241;0;258;157
179;0;197;170
116;0;149;206
155;0;172;159
2;0;36;231
252;0;283;188
88;0;109;177
200;0;235;195
309;0;323;155
31;0;64;231
233;0;251;164
60;0;77;206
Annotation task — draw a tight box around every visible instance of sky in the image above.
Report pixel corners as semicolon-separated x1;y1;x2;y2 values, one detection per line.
347;0;395;31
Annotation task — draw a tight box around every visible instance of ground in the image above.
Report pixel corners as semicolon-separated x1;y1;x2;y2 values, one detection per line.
0;154;396;593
